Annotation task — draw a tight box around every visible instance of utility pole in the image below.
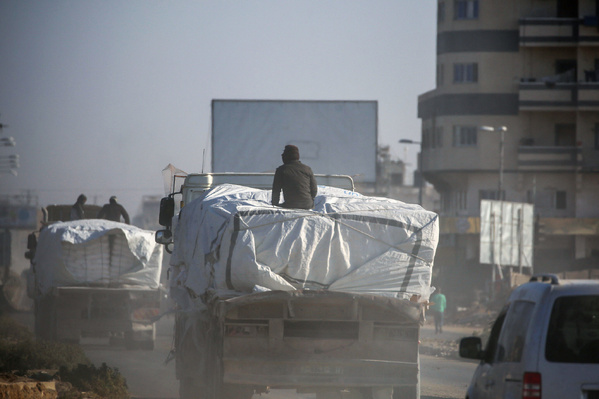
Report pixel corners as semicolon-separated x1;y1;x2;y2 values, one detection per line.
479;125;508;301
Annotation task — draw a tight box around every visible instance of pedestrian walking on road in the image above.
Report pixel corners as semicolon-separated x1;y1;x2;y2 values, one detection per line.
271;144;318;210
430;287;447;334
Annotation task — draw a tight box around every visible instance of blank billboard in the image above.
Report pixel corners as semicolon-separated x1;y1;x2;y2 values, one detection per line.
480;200;534;269
211;100;377;183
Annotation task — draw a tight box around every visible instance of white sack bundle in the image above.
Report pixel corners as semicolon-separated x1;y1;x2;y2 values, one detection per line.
170;184;438;304
33;220;163;295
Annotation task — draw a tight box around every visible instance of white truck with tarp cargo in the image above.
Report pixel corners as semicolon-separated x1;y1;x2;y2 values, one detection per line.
28;219;163;349
155;172;438;399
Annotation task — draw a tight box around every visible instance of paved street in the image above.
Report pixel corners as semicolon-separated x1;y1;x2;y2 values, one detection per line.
8;310;480;399
83;317;481;399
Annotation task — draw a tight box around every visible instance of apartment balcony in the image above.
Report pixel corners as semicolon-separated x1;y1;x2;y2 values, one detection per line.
517;145;582;171
519;17;599;47
519;81;599;111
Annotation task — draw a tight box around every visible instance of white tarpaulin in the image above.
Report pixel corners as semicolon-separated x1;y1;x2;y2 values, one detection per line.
170;184;438;306
33;220;163;296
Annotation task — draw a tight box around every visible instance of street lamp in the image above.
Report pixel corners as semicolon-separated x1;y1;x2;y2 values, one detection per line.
479;126;507;201
399;139;423;206
0;137;15;147
0;154;19;175
0;154;19;167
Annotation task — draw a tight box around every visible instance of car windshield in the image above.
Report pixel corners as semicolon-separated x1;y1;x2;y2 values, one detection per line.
545;295;599;363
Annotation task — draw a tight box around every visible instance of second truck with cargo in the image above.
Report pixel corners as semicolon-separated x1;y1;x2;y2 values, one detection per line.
156;172;439;399
27;209;164;350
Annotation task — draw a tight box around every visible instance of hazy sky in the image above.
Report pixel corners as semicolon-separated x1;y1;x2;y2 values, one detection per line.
0;1;436;216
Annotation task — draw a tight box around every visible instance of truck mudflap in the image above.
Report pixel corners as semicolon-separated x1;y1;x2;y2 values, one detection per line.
175;290;423;398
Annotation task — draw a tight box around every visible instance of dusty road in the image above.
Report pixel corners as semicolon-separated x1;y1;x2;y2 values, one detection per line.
10;309;477;398
81;316;478;399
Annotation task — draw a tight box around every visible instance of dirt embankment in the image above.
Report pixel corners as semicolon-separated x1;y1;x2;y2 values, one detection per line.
0;312;128;399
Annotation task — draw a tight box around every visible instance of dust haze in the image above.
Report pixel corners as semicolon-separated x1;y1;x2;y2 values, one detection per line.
0;1;435;216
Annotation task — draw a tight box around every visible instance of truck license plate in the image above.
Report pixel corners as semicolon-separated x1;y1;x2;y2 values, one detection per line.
300;365;343;375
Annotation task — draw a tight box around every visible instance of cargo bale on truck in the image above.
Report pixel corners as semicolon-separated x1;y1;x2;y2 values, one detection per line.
27;219;163;350
156;172;439;399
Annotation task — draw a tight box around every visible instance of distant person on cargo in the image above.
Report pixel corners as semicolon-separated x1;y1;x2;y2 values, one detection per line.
98;196;130;224
70;194;87;220
272;144;317;210
430;287;447;334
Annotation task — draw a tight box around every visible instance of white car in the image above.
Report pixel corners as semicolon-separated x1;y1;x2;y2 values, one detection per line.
459;274;599;399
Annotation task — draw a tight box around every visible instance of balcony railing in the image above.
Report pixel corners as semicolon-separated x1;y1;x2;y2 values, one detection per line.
517;145;582;171
519;81;599;110
520;17;599;46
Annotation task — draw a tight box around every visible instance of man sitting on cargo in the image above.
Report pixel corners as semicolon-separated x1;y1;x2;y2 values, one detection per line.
272;144;317;210
70;194;87;220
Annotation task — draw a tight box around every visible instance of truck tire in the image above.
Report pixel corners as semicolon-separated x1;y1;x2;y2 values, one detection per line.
34;297;57;341
392;385;417;399
219;383;254;399
316;389;370;399
139;339;155;351
124;331;137;350
179;377;202;399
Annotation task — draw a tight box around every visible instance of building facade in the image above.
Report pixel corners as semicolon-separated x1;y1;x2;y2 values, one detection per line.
418;0;599;307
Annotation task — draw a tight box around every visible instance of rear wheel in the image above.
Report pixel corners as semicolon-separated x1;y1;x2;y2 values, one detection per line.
139;339;155;351
179;377;202;399
392;385;416;399
219;383;254;399
124;331;137;350
34;297;57;341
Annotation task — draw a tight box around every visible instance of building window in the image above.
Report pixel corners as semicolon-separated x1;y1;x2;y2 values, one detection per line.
422;128;430;149
480;189;503;201
437;64;444;86
456;191;467;210
555;190;567;210
440;190;467;213
454;0;479;20
453;126;477;147
423;126;443;149
529;189;567;210
555;59;577;82
438;2;446;23
554;124;576;146
440;192;449;213
431;127;443;148
454;63;478;83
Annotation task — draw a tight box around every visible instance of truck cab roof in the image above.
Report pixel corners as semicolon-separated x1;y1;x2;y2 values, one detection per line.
180;172;355;207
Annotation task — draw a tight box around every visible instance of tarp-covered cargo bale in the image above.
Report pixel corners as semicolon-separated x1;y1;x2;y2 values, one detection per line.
33;220;163;295
170;184;438;305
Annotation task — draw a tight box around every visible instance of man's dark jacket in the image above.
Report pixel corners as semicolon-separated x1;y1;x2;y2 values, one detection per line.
98;203;130;224
272;161;317;209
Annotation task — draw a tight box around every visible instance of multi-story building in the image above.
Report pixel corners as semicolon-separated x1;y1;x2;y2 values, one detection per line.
418;0;599;307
